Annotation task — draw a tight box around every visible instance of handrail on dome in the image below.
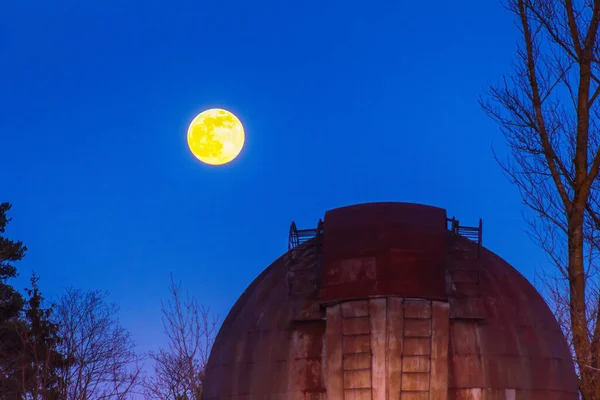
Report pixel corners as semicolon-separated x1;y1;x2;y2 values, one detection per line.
286;220;324;298
447;217;483;258
287;220;324;261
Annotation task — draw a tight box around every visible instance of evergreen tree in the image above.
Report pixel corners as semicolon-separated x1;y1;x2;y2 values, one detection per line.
11;273;65;399
0;203;27;398
0;203;26;325
0;204;66;399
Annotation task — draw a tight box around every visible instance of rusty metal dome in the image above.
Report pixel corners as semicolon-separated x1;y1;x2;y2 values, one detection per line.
202;202;577;400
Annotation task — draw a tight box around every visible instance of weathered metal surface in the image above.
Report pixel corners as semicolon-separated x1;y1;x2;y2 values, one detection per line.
430;302;449;400
449;298;485;320
341;300;370;318
446;238;578;397
402;372;429;391
401;393;429;400
386;297;403;400
202;202;578;400
326;304;343;400
404;300;432;319
404;319;431;337
287;238;323;301
344;353;371;370
321;203;448;302
403;337;432;356
447;388;578;400
343;370;371;389
343;335;371;354
400;299;433;399
345;389;372;400
342;317;370;335
403;356;430;373
369;299;386;400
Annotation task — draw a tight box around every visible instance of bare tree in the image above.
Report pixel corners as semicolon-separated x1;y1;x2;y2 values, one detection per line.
481;0;600;397
53;288;143;400
143;275;217;400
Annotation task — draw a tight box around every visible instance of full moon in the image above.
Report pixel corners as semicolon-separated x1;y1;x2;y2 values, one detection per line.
187;108;245;165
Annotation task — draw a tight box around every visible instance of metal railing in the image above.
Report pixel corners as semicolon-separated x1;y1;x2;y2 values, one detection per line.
447;216;483;298
286;219;324;297
447;217;483;258
288;220;323;260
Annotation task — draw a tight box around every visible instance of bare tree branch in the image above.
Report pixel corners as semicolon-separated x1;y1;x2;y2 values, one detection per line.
142;275;217;400
53;288;143;400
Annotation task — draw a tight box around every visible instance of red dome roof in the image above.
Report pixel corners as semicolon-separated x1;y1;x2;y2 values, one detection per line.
203;202;577;400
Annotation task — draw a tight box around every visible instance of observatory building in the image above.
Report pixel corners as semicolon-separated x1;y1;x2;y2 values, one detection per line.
202;202;577;400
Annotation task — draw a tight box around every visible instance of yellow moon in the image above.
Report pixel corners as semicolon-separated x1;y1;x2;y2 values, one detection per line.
187;108;245;165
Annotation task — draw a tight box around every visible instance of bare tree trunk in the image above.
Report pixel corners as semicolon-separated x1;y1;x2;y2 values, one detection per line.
482;0;600;397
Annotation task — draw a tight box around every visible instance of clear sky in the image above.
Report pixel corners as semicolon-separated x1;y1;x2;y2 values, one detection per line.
1;1;538;355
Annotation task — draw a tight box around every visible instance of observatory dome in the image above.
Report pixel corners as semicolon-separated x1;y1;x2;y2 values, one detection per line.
202;202;577;400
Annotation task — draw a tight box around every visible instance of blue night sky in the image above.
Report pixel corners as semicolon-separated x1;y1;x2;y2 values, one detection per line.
1;1;537;355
